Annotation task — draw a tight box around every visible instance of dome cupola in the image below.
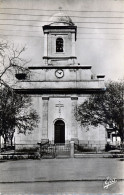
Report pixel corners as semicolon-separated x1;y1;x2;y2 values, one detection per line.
48;12;74;26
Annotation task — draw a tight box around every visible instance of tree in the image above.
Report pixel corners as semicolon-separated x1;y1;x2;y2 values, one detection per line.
0;41;29;87
75;80;124;142
0;87;39;147
0;41;39;147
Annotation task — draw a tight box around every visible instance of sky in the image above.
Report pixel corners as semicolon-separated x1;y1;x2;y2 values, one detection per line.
0;0;124;81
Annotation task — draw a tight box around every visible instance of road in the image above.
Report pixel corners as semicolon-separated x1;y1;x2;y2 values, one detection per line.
0;158;123;194
0;181;124;194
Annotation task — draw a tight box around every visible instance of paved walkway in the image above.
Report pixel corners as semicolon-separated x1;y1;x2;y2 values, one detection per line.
0;158;123;183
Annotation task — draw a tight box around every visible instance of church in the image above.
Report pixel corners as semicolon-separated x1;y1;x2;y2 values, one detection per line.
14;13;106;150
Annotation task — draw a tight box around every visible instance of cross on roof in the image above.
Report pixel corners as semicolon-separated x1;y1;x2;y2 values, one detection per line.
58;6;62;11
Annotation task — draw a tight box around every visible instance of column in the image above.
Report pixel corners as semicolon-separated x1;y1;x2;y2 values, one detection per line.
44;33;48;57
72;33;75;56
71;96;78;139
42;96;49;139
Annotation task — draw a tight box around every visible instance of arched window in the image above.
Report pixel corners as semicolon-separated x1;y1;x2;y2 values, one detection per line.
56;37;63;52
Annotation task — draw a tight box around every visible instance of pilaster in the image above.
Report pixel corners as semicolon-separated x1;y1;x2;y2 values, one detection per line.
44;33;48;57
42;96;49;139
72;33;75;56
71;96;78;138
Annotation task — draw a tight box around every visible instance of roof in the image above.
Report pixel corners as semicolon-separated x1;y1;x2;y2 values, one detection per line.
48;12;74;26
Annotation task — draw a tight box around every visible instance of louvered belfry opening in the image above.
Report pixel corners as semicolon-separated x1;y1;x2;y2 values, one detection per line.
56;37;64;52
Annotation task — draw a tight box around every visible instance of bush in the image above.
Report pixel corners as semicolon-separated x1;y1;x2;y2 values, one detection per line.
16;147;39;154
105;143;119;151
76;144;96;152
15;147;40;159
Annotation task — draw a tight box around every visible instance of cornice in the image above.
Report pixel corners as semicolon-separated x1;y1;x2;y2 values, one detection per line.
28;65;92;70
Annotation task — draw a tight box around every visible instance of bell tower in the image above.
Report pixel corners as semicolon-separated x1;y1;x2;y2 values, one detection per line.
43;12;77;66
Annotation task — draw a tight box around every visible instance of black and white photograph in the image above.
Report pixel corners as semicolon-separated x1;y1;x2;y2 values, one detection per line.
0;0;124;194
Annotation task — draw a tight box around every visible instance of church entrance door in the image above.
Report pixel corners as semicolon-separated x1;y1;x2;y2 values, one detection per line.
54;120;65;144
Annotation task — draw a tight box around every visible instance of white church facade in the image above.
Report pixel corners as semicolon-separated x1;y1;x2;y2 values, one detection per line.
14;13;106;149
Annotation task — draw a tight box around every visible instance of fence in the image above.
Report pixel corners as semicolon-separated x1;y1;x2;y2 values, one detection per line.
1;141;123;160
40;144;55;159
74;143;105;154
39;143;71;158
11;143;71;159
55;143;70;158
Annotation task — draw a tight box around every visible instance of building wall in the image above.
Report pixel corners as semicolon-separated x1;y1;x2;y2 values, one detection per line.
14;94;107;150
30;68;93;82
48;34;72;57
48;97;71;142
14;19;106;150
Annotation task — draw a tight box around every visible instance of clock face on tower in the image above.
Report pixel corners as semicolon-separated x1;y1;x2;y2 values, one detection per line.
55;69;64;78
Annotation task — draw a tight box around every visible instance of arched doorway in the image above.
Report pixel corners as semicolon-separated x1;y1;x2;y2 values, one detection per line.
54;120;65;144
